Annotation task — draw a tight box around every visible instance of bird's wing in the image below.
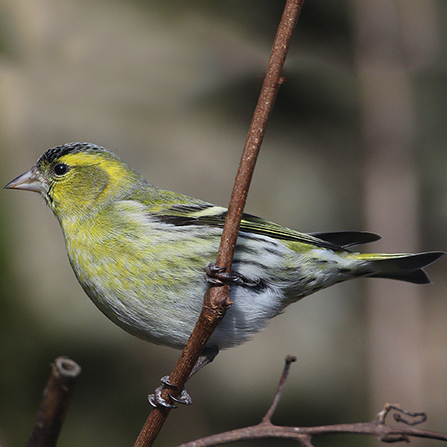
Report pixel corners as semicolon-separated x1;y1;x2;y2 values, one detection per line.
152;203;380;251
309;231;381;248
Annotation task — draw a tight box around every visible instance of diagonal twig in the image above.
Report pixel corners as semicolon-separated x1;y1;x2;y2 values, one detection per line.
263;355;297;423
133;1;305;446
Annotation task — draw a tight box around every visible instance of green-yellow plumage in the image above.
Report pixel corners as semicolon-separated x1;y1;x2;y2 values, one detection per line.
5;142;444;352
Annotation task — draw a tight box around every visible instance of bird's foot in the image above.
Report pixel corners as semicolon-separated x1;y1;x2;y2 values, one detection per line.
205;262;253;286
148;375;192;408
205;262;262;288
148;348;218;408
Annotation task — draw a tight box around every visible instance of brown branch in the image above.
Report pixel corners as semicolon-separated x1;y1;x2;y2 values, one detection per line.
26;357;82;447
176;418;447;447
133;1;305;446
176;359;447;447
262;355;296;423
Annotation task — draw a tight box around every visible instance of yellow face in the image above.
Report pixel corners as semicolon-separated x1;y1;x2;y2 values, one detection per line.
45;152;113;218
7;144;141;223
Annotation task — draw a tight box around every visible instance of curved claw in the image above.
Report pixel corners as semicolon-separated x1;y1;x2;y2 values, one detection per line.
148;385;177;409
204;262;244;286
169;388;193;405
204;263;226;286
160;375;174;387
148;375;193;408
204;262;261;288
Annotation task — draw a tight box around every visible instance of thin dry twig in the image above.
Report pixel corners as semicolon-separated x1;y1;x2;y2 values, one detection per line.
176;358;447;447
263;355;296;423
133;1;305;446
26;357;82;447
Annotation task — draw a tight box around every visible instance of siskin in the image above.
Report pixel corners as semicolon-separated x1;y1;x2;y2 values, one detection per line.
6;142;444;383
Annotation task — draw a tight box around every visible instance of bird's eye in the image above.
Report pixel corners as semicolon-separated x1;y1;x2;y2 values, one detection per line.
54;163;69;176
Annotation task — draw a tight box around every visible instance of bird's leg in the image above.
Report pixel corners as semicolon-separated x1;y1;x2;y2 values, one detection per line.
205;262;259;287
148;346;219;408
190;345;219;377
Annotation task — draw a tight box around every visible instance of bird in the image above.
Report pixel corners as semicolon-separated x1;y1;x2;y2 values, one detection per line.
6;142;444;406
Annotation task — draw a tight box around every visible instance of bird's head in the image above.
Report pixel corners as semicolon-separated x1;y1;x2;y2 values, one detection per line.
5;142;144;222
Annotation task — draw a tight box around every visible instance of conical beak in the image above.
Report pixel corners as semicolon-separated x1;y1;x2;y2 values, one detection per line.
4;167;46;193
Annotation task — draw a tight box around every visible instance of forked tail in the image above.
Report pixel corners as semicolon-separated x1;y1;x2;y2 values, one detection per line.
361;252;444;284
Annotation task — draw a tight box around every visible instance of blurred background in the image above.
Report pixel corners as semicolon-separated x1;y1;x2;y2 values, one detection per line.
0;0;446;446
